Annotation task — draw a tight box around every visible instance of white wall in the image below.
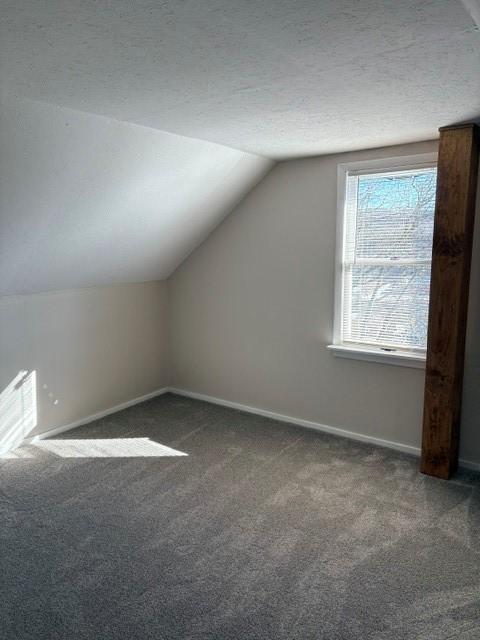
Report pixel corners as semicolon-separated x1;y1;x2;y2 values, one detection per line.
168;139;480;467
0;282;168;451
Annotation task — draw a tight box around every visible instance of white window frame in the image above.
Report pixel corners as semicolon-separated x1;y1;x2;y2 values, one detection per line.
328;152;438;369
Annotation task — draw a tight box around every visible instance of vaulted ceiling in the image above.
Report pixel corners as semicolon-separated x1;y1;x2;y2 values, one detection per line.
0;92;271;296
0;1;479;295
1;0;478;158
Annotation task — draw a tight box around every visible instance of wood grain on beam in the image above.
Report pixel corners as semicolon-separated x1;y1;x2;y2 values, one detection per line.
421;124;479;479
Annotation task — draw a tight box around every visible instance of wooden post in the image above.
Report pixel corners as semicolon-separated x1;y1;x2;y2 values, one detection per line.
421;124;479;479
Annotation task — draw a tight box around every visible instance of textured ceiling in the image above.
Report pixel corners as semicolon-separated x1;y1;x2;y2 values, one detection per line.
0;93;272;296
1;1;479;159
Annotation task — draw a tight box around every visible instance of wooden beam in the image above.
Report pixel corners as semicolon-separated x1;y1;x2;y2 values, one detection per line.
421;124;480;479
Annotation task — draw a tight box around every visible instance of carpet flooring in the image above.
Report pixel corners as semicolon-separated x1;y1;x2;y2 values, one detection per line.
1;393;480;640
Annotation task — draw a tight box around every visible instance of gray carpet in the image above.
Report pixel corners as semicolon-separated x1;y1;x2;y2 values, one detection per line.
1;393;480;640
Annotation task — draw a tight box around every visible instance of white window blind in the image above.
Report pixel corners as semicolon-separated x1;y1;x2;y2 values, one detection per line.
341;165;437;352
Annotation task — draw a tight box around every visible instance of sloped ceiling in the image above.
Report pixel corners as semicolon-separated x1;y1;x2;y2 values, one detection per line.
0;1;479;296
0;93;272;296
1;0;479;158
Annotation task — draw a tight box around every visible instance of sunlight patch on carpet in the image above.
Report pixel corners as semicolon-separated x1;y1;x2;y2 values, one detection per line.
33;437;188;458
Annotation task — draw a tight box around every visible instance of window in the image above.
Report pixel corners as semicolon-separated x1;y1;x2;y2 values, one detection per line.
329;154;437;368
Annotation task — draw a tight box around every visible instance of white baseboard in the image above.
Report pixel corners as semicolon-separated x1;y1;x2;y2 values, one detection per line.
6;384;479;473
17;387;169;449
168;387;480;473
460;459;480;472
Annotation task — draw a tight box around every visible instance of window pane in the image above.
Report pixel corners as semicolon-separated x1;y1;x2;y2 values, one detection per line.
355;170;436;262
342;166;436;351
343;263;431;349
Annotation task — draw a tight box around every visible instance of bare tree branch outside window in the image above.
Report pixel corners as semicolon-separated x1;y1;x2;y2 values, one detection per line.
342;168;436;351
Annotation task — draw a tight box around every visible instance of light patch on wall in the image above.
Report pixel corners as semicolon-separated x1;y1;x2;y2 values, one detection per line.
0;370;37;454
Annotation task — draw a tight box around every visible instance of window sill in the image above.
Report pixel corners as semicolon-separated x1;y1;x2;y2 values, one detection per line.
326;344;426;369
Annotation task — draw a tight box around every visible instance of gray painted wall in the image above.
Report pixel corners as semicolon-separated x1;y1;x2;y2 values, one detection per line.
168;140;480;466
0;282;168;449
